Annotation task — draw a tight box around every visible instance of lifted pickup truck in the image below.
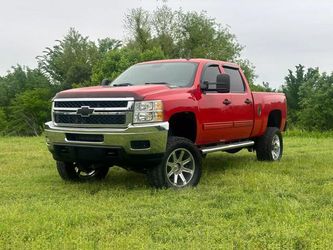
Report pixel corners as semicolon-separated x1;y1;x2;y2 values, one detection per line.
45;59;287;188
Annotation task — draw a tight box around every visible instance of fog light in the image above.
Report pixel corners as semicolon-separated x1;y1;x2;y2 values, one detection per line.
130;140;151;150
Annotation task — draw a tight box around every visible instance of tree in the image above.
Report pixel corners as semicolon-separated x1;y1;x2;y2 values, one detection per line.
97;38;122;54
7;88;54;136
237;59;256;86
0;66;54;136
37;28;99;89
250;82;275;92
282;65;333;130
92;47;165;83
151;5;178;57
175;11;243;61
124;8;152;52
122;6;256;84
0;66;52;107
0;66;34;106
0;108;8;135
0;6;260;136
282;65;305;125
297;69;333;130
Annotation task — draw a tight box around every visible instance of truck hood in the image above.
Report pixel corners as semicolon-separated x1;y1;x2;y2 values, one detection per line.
54;85;174;100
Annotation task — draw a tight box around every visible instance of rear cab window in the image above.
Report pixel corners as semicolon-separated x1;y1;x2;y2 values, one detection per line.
222;66;246;93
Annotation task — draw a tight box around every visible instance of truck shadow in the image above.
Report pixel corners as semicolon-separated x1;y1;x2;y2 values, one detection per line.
202;152;257;173
74;152;257;192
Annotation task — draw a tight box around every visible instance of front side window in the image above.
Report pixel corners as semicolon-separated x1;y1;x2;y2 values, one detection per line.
111;62;198;87
223;67;245;93
202;65;220;83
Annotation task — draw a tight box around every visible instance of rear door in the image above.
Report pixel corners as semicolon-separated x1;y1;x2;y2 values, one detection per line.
222;66;254;139
197;64;234;144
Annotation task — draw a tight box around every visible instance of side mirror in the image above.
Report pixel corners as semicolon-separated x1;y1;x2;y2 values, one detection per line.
100;78;111;86
200;74;230;93
216;74;230;93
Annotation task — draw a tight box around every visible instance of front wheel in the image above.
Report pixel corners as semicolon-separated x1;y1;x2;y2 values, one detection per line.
147;136;202;188
56;161;110;181
255;127;283;161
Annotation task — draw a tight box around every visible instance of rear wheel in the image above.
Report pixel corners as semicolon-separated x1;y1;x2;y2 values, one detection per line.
255;127;283;161
147;136;202;188
56;161;110;181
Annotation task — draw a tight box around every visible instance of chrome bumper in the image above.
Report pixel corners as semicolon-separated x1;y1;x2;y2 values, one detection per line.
44;121;169;155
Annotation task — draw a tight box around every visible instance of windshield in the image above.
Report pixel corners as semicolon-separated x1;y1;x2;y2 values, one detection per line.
111;62;198;87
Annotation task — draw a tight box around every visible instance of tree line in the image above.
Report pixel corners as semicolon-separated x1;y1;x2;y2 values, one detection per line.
283;65;333;130
0;6;332;136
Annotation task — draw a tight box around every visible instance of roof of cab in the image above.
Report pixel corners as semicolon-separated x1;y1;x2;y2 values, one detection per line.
137;58;240;68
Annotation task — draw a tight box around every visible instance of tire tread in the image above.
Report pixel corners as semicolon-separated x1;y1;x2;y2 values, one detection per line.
256;127;283;161
147;136;202;188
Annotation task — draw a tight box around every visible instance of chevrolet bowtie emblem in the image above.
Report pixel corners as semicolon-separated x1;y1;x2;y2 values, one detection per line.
77;106;94;117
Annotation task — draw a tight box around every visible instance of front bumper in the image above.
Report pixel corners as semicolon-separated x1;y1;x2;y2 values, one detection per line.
45;121;169;163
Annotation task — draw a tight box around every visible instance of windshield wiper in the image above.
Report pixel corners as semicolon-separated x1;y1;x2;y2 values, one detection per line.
145;82;169;85
112;83;133;87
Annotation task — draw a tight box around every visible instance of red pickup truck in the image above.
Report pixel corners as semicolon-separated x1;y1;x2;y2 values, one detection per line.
45;59;287;188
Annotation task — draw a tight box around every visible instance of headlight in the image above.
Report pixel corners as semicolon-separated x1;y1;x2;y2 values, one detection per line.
133;100;164;123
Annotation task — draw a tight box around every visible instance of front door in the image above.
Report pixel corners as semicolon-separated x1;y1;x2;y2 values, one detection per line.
197;64;234;144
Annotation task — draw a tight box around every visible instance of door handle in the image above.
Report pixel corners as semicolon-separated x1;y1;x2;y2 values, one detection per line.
244;98;252;104
223;99;232;105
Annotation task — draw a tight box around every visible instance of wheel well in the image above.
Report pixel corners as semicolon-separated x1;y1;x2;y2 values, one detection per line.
267;110;282;129
169;112;197;143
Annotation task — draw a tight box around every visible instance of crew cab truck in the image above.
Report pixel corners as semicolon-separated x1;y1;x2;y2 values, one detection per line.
45;59;287;188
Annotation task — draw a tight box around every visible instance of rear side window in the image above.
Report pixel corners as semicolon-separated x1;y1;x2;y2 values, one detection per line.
223;67;245;93
202;65;220;83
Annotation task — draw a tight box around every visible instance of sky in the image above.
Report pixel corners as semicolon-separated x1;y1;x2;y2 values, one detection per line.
1;0;333;88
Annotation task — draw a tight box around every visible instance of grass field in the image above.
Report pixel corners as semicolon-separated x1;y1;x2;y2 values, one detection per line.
0;133;333;249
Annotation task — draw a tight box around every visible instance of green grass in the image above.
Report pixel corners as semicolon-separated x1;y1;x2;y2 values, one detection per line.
0;135;333;249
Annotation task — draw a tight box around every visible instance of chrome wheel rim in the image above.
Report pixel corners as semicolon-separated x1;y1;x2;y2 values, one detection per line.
271;134;281;160
74;165;96;178
165;148;195;187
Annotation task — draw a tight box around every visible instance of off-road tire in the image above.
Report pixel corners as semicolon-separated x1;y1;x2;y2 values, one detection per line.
147;136;202;188
255;127;283;161
56;161;109;181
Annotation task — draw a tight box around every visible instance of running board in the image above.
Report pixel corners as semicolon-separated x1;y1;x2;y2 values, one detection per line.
200;140;255;154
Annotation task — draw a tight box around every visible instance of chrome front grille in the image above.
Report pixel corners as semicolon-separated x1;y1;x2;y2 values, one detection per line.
54;114;126;125
54;100;128;108
52;98;134;128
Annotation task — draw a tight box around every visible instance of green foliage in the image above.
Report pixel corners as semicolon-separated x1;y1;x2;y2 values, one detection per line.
37;28;99;89
92;49;138;83
7;88;54;136
177;11;243;60
92;47;165;83
151;5;178;57
237;59;257;85
283;65;333;130
250;82;275;92
282;65;305;124
0;66;50;107
97;38;122;54
123;7;251;69
297;70;333;130
121;6;256;84
124;8;152;52
285;128;333;138
140;46;166;62
1;5;331;135
1;135;333;248
0;108;8;135
0;66;54;136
